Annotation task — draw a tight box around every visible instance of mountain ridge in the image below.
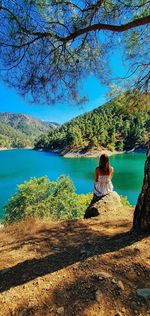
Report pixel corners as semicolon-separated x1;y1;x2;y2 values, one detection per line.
35;94;150;154
0;112;59;149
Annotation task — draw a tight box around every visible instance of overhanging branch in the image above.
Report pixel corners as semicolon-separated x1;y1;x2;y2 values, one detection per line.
60;15;150;42
1;3;150;46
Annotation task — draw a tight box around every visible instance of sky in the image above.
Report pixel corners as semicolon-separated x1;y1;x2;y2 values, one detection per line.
0;49;127;124
0;77;108;124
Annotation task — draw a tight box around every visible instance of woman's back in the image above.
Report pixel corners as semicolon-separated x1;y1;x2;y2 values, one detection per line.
94;167;113;197
84;154;114;219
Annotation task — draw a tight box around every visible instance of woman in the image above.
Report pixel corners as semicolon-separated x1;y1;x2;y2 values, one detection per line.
94;154;114;198
84;154;114;218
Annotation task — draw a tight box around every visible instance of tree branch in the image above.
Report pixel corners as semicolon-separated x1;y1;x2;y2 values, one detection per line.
1;5;150;46
61;15;150;42
0;46;29;70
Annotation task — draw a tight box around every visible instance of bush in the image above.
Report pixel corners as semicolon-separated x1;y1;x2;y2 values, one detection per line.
4;175;92;224
120;195;131;206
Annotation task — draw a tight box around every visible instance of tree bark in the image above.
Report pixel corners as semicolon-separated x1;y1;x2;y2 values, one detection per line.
133;139;150;233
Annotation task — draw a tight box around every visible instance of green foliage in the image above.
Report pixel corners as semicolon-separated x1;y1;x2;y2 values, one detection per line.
0;1;149;103
0;122;30;148
0;113;58;149
116;140;124;152
35;95;149;152
4;176;92;224
120;196;131;207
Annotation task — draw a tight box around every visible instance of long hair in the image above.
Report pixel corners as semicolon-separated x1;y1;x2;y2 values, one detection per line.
99;154;111;175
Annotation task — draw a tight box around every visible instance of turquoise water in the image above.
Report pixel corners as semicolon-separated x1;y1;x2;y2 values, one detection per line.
0;149;146;218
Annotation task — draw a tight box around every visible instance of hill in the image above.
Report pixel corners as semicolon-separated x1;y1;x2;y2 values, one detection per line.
0;113;59;149
35;95;150;155
0;208;149;316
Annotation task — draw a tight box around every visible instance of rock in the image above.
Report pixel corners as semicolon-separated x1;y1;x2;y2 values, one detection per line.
112;278;116;284
84;205;100;218
133;247;140;255
136;288;150;299
57;306;65;315
95;192;122;212
121;307;126;313
84;192;123;219
137;271;141;276
115;312;123;316
95;271;112;280
95;289;103;303
117;280;125;291
111;279;124;291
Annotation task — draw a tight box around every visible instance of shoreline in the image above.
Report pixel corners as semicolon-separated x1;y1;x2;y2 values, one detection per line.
0;147;34;151
63;149;122;158
35;148;121;158
63;147;147;158
0;146;146;157
36;145;146;158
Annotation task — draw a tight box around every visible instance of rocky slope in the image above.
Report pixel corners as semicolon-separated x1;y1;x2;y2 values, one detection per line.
0;198;149;316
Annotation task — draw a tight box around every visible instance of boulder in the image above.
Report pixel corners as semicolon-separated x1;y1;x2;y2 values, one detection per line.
84;192;123;219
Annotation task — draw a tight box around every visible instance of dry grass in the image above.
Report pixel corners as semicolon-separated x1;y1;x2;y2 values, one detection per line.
0;210;150;316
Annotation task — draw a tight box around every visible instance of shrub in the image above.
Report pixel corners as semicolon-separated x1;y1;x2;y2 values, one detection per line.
120;195;131;206
4;175;92;224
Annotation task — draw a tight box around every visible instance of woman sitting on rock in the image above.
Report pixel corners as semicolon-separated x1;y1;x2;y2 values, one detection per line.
84;154;114;218
94;153;114;198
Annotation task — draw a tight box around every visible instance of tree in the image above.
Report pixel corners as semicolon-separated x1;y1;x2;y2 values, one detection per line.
125;119;145;149
133;142;150;232
0;1;149;103
0;0;150;232
67;126;84;146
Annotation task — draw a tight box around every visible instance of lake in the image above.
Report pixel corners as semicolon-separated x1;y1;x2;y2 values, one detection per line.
0;149;146;219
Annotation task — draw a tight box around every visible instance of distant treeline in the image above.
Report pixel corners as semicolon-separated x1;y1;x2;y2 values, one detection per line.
35;96;150;152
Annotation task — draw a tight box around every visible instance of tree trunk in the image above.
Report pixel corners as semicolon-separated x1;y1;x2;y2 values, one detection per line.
133;140;150;233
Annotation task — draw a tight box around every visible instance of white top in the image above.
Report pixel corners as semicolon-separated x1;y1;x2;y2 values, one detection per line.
94;175;113;197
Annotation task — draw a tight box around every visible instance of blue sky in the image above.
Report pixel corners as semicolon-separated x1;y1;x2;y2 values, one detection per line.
0;49;127;124
0;77;108;124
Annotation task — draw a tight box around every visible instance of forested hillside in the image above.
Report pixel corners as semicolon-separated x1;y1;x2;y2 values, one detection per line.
0;113;59;149
35;96;150;153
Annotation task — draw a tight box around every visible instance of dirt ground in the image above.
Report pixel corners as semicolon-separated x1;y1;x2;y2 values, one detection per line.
0;207;150;316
